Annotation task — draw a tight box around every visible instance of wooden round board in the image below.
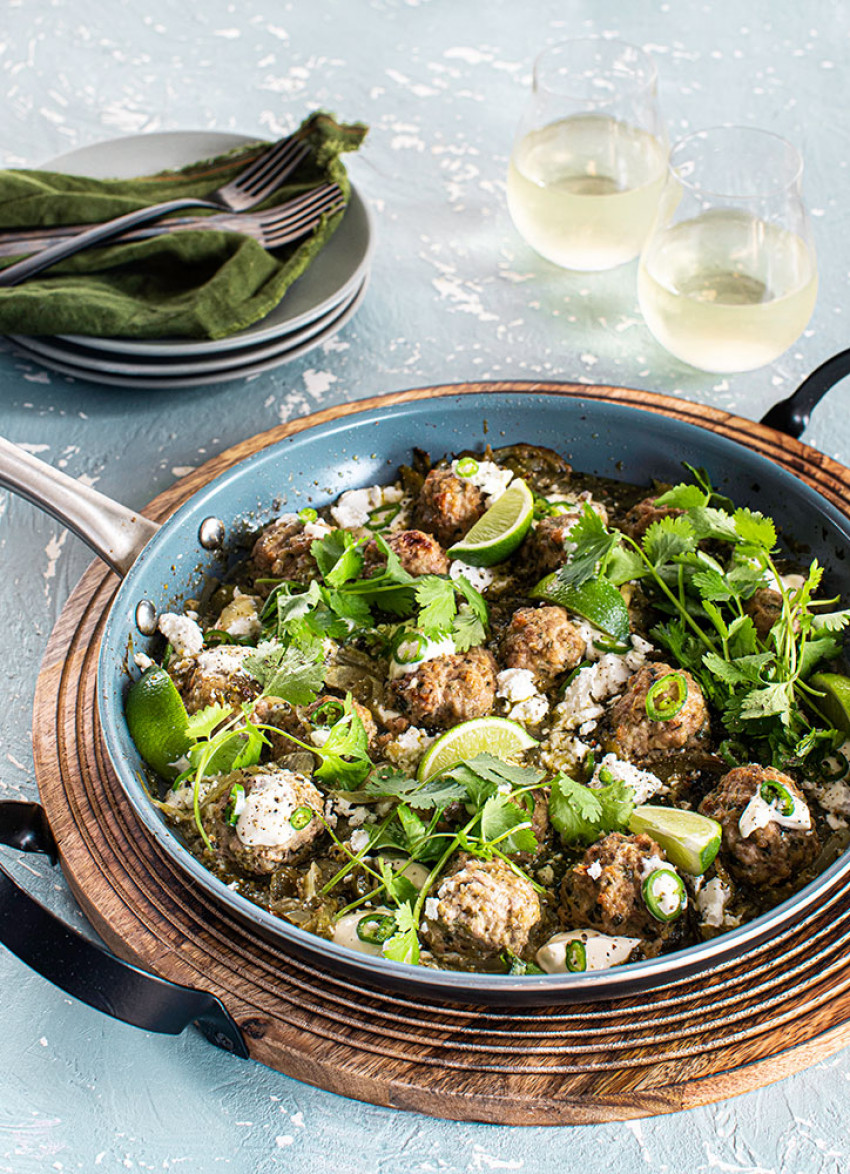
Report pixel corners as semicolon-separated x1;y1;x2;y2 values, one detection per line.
32;381;850;1124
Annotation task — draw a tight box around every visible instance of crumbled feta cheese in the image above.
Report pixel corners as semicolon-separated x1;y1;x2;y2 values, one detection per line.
167;777;214;810
451;458;513;501
738;790;811;838
388;632;456;679
592;753;666;804
310;728;332;748
535;929;640;974
424;897;440;920
496;667;550;724
330;485;405;529
134;652;154;671
639;853;668;880
349;828;371;854
449;559;495;592
536;865;555;886
157;612;204;658
383;726;435;772
303;519;334;540
695;878;731;927
586;860;603;881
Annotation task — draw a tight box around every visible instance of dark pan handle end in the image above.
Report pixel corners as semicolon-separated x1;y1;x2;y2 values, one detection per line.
760;347;850;438
0;801;248;1058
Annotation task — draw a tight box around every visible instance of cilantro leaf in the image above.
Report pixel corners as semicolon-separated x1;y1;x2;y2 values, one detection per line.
733;508;777;551
311;530;365;587
312;697;373;787
653;483;710;509
243;640;326;706
554;505;619;588
377;859;420;907
452;606;487;651
414;576;458;635
642;515;698;567
548;773;634;844
381;901;421;964
363;768;467;807
480;794;537;855
185;703;232;742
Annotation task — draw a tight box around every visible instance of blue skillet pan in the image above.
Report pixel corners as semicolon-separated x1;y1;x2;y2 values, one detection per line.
1;370;849;1057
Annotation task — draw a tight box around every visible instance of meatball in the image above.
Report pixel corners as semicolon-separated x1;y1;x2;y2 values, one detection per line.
698;764;820;887
249;515;327;592
603;662;710;762
745;587;783;642
207;765;326;876
524;513;578;577
168;645;260;715
501;605;585;688
620;495;684;541
362;529;450;577
390;647;498;729
423;855;541;958
559;831;677;948
413;468;486;547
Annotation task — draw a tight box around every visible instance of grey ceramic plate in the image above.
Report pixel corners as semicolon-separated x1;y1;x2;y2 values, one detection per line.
8;271;363;377
40;130;374;357
9;275;368;390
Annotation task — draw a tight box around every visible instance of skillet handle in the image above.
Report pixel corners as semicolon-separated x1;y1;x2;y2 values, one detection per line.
760;347;850;439
0;435;159;576
0;800;248;1057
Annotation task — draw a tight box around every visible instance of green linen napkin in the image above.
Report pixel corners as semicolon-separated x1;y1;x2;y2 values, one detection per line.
0;112;367;339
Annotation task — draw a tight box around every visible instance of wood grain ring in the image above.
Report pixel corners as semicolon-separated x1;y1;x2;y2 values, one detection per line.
32;381;850;1123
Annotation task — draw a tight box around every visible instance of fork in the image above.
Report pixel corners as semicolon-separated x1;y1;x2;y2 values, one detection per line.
0;184;344;261
0;133;311;287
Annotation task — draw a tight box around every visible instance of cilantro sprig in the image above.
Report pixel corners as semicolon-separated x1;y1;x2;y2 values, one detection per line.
554;469;850;768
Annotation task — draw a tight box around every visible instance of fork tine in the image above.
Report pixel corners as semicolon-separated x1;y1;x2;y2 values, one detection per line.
259;189;345;248
253;184;342;229
229;138;311;200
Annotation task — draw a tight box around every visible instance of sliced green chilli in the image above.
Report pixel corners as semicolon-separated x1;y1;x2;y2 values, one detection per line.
759;778;795;816
645;672;688;721
356;912;397;944
366;502;402;531
391;629;427;664
290;805;314;831
298;507;318;523
310;698;346;728
565;938;587;973
455;457;479;478
642;868;687;923
225;783;246;827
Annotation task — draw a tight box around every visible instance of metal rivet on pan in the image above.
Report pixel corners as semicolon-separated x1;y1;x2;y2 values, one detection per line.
199;516;225;550
135;599;158;636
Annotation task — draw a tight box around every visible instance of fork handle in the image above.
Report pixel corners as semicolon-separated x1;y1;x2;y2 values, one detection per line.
0;195;224;287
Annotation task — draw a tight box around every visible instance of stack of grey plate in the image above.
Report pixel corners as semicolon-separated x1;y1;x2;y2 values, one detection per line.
7;132;374;390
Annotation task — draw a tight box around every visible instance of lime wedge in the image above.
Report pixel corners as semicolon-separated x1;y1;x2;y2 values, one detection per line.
447;478;534;566
628;805;722;875
809;672;850;733
417;716;538;782
530;573;630;643
125;665;192;780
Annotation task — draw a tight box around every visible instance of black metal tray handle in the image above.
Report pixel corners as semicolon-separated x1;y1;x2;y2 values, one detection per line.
759;347;850;438
0;800;248;1058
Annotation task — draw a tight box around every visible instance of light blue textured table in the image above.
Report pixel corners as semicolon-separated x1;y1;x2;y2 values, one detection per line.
1;2;849;1171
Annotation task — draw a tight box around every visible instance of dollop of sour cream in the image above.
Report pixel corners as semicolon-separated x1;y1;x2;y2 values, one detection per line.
738;789;811;839
535;929;640;974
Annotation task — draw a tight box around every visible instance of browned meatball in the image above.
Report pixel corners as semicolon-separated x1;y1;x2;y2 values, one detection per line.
413;468;486;547
362;529;450;577
390;647;498;729
501;605;585;687
621;495;684;541
560;831;677;947
698;765;820;887
423;854;541;958
603;662;710;762
745;587;783;642
249;516;326;592
524;513;579;576
207;765;325;876
168;645;260;715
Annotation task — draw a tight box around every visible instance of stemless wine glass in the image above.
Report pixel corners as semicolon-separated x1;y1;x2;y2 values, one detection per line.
637;126;818;373
506;38;668;272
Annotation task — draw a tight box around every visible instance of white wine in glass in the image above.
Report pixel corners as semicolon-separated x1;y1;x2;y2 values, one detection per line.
507;40;667;272
638;128;818;373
